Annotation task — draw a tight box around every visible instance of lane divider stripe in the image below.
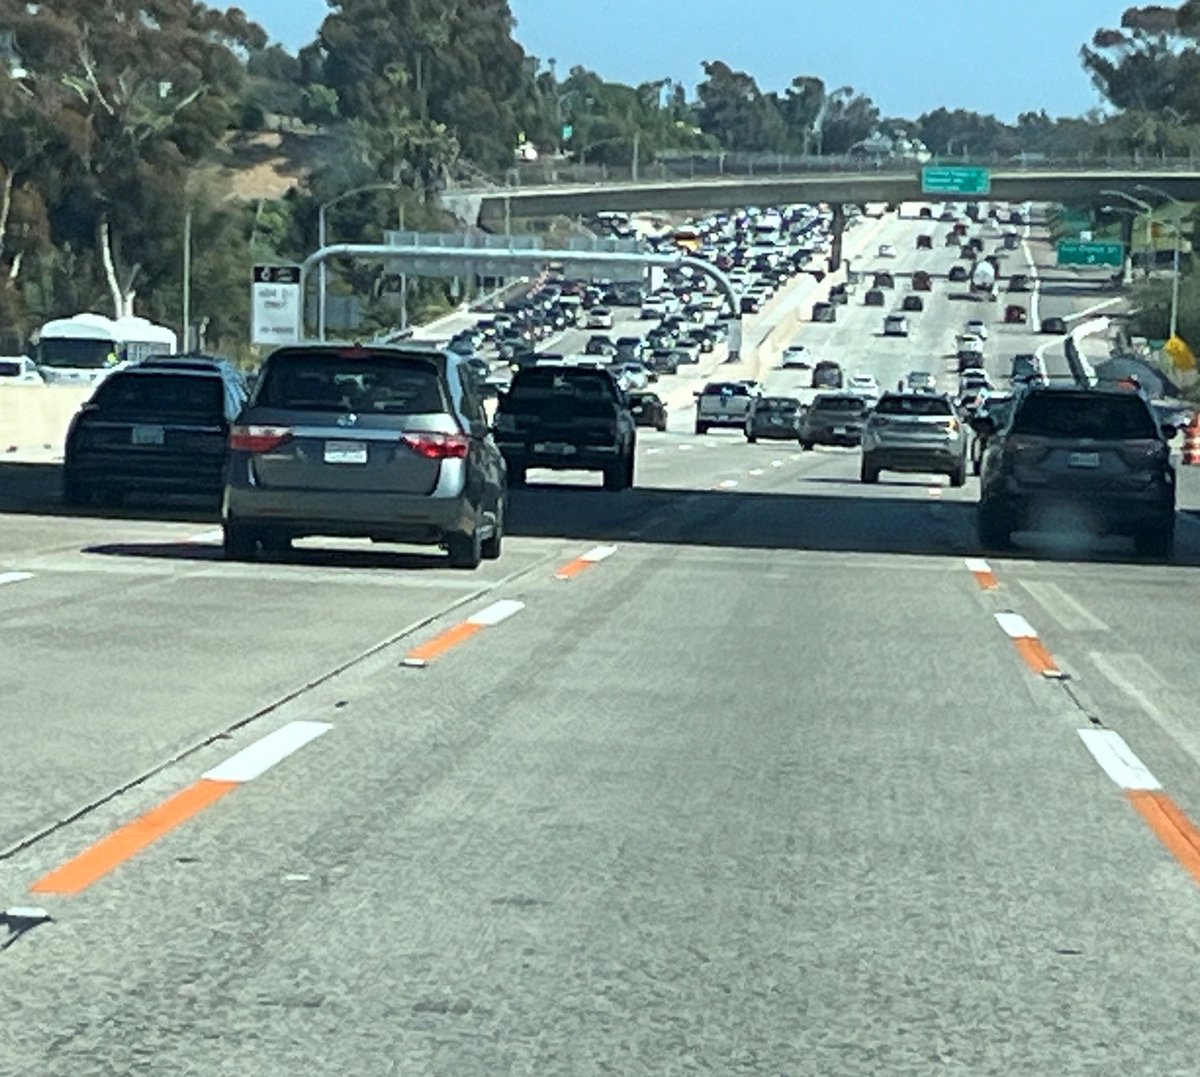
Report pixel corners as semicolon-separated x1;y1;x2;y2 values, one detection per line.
1128;791;1200;885
555;546;616;581
203;720;332;783
965;558;999;590
403;599;526;663
0;572;33;586
31;720;331;895
188;529;224;544
994;611;1062;677
1077;728;1162;791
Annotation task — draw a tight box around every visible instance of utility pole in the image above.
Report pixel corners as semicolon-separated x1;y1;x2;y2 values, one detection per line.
182;206;192;352
632;130;641;183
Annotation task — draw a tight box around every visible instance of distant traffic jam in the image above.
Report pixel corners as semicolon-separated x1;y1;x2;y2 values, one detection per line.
6;198;1190;562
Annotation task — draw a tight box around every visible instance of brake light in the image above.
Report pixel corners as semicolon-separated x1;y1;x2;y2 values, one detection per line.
945;418;959;432
229;424;291;453
402;432;470;459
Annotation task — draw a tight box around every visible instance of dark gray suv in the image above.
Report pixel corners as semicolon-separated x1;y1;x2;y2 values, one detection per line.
977;386;1176;557
222;343;506;568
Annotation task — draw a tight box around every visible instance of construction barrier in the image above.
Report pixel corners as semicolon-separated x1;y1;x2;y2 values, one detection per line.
1183;412;1200;466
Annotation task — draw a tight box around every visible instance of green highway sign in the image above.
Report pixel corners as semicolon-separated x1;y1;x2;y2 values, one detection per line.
1057;239;1125;268
920;166;991;196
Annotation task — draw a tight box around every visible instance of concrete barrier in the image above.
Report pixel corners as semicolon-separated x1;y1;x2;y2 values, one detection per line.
0;384;91;458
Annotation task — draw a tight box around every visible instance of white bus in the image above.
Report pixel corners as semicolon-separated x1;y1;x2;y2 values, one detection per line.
32;313;177;385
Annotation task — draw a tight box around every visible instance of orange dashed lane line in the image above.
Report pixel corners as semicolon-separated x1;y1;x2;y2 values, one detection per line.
554;545;617;581
31;779;237;895
1129;791;1200;886
402;599;525;667
30;720;332;896
993;611;1062;677
964;557;999;590
403;621;483;664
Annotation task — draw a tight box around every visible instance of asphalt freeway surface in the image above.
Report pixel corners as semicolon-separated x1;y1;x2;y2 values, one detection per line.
5;208;1200;1075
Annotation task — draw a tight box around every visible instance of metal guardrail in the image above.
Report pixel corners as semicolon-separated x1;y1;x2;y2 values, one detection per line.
449;154;1200;193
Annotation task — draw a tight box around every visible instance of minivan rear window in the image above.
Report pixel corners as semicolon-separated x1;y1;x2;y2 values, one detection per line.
92;373;224;417
812;396;865;412
1010;394;1158;439
257;353;446;414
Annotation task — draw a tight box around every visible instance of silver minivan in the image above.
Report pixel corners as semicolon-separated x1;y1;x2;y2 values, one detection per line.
222;343;506;568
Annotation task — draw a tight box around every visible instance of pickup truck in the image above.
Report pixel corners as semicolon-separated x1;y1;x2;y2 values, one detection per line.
492;365;636;490
694;381;755;434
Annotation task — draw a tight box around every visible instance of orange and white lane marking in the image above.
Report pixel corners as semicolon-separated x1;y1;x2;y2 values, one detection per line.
994;611;1063;678
555;545;617;581
0;572;33;587
403;598;524;665
965;557;999;590
1077;729;1200;886
30;720;331;896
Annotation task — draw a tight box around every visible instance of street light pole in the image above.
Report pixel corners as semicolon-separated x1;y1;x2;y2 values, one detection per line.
1102;188;1154;281
317;182;405;341
1138;184;1186;340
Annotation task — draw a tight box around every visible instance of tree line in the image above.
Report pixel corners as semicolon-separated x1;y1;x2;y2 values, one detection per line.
0;0;1196;357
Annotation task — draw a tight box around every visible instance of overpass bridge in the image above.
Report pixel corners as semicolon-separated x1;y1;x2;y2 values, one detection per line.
441;167;1200;232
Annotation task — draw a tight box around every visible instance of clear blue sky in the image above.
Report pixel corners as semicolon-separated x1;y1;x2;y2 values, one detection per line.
238;0;1131;122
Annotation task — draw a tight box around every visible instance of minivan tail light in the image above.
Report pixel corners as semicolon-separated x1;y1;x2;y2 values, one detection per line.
402;432;470;460
229;424;292;453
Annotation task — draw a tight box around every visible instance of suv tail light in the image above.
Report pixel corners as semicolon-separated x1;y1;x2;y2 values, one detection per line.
1120;439;1169;467
403;432;470;460
229;424;292;453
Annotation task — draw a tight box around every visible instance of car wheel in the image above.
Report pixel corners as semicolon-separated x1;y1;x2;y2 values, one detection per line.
447;523;483;569
746;434;757;444
508;465;526;488
977;503;1013;550
859;458;880;484
694;422;708;435
481;497;504;561
800;440;813;451
223;521;260;560
656;419;667;432
949;462;967;488
603;455;631;491
1133;524;1174;560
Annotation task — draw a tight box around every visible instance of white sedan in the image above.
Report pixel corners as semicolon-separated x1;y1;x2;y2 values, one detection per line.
964;319;989;340
780;344;812;368
848;374;880;397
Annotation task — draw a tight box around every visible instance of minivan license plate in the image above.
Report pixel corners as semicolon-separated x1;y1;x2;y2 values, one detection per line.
131;425;165;446
324;440;368;465
1069;452;1100;469
534;441;575;455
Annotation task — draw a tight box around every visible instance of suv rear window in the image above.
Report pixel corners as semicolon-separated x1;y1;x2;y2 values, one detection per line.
92;373;224;417
1010;394;1158;439
875;395;952;416
257;353;446;414
703;383;750;396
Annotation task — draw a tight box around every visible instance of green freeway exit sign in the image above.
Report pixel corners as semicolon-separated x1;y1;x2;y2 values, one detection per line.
1057;239;1124;267
920;166;991;195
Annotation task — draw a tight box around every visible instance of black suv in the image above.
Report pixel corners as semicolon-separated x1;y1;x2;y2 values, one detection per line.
977;386;1176;557
493;365;636;490
64;355;248;505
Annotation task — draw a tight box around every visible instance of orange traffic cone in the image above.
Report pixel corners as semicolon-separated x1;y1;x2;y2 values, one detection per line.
1183;412;1200;466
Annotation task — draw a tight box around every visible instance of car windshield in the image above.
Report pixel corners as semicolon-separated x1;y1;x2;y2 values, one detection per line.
91;373;224;417
875;395;952;415
256;352;447;413
1010;394;1159;439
